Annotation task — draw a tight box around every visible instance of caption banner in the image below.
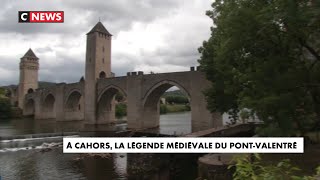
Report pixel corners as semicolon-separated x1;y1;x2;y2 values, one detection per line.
63;137;304;153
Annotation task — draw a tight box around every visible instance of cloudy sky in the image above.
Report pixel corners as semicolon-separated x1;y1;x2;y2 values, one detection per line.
0;0;213;86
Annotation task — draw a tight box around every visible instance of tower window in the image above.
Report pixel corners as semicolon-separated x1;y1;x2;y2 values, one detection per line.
99;71;106;78
102;58;104;63
102;46;104;52
27;88;34;94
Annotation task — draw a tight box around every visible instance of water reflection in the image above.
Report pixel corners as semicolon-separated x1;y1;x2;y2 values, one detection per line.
114;154;127;177
0;147;198;180
0;112;192;137
0;112;196;180
159;112;191;135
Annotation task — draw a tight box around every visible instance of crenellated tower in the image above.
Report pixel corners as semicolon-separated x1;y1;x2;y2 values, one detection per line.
85;21;112;80
18;48;39;109
84;22;112;123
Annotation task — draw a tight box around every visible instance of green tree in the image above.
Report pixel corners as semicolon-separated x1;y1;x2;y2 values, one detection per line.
165;95;189;104
0;88;11;119
115;103;127;118
230;154;320;180
199;0;320;136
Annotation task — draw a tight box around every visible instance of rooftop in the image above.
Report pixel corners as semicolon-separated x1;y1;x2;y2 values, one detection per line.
87;22;112;36
21;48;38;59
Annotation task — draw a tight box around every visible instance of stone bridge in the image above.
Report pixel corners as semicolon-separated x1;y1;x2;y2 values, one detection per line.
21;68;222;132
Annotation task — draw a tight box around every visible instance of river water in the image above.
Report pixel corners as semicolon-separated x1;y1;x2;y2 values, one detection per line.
0;112;199;180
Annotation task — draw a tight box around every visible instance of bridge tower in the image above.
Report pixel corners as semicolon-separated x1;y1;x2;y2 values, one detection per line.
18;48;39;109
84;22;113;124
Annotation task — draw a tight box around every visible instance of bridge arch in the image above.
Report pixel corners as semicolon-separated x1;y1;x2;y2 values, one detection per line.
142;80;191;132
97;85;127;124
65;89;84;120
42;93;56;119
65;89;82;109
98;85;127;101
143;80;190;107
43;94;55;112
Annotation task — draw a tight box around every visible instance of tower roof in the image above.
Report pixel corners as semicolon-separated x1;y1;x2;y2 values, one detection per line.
22;48;38;59
87;22;112;36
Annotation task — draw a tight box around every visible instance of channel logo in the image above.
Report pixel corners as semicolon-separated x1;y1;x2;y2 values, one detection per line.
18;11;64;23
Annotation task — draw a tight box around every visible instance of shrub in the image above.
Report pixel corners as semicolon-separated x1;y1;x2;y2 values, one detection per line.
0;97;11;119
165;95;189;104
230;154;320;180
115;103;127;118
160;104;167;114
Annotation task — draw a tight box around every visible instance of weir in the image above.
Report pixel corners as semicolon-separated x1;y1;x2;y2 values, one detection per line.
0;132;78;151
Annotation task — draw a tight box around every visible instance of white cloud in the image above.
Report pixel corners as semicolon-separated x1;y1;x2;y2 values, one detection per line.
0;0;213;86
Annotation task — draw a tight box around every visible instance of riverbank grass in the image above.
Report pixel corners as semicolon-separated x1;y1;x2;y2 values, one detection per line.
160;104;190;114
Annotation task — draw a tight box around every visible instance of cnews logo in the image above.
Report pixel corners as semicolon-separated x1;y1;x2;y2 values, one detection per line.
18;11;64;23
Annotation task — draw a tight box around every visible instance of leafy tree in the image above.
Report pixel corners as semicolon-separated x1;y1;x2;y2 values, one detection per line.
0;88;6;95
165;95;189;104
230;154;320;180
199;0;320;136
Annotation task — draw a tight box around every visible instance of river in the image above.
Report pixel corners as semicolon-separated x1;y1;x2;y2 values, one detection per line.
0;112;199;180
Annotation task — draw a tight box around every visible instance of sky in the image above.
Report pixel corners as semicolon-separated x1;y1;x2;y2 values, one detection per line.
0;0;213;86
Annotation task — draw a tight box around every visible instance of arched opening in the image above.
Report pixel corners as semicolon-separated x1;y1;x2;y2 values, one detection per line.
97;86;127;124
115;91;127;123
27;88;34;94
99;71;106;78
43;94;56;119
65;90;83;120
143;82;191;135
43;94;55;112
24;99;35;116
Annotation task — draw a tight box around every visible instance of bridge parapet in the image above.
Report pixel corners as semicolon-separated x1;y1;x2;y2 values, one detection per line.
127;71;144;76
190;66;202;71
